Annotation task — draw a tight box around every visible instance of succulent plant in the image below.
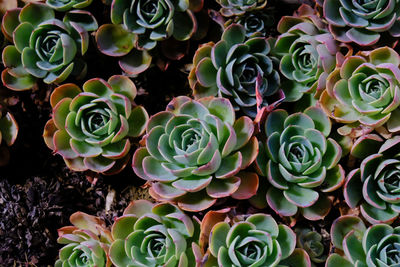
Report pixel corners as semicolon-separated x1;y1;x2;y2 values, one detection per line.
132;96;259;212
255;107;344;220
0;108;18;166
96;0;201;75
274;4;347;102
46;0;93;11
198;209;311;266
109;200;200;267
226;10;274;37
326;215;400;267
216;0;267;17
345;135;400;224
320;47;400;137
189;24;282;118
323;0;400;46
43;75;148;174
295;227;327;265
55;212;113;267
1;3;98;91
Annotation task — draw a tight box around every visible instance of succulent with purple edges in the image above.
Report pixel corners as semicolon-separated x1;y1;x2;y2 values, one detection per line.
0;107;18;166
189;24;282;118
46;0;93;11
326;215;400;267
43;75;148;175
255;107;345;220
1;3;97;91
109;200;200;267
216;0;268;17
96;0;202;76
323;0;400;46
55;212;113;267
320;47;400;138
274;4;347;102
197;209;311;267
132;96;259;212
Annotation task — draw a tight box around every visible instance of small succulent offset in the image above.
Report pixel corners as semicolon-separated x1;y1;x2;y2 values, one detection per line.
323;0;400;46
55;212;113;267
231;11;274;37
326;215;400;267
96;0;200;75
0;108;18;166
320;47;400;137
43;75;148;175
1;3;98;91
189;24;282;118
109;200;200;267
256;107;344;220
216;0;267;17
295;227;328;266
199;210;311;266
345;136;400;224
133;96;259;212
274;4;347;102
46;0;92;11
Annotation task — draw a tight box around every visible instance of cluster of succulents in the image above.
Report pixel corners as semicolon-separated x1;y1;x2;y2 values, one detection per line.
3;0;400;266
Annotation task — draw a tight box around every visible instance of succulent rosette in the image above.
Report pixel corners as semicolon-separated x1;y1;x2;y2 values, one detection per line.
295;227;327;265
109;200;200;267
323;0;400;46
216;0;267;17
274;4;347;102
320;47;400;136
189;24;282;118
43;75;148;174
227;11;274;37
0;108;18;166
326;215;400;267
198;210;311;267
96;0;200;75
255;107;345;220
1;3;98;91
132;96;259;212
55;212;113;267
46;0;93;11
345;135;400;224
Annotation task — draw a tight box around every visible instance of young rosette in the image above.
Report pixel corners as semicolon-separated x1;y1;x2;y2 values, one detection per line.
109;200;200;267
255;107;345;220
96;0;198;75
326;215;400;267
274;4;347;102
189;24;282;118
323;0;400;46
55;212;113;267
199;210;311;267
320;47;400;136
1;3;98;91
216;0;267;17
0;109;18;166
344;136;400;224
295;227;327;265
46;0;93;11
132;96;259;212
43;75;148;175
232;11;274;37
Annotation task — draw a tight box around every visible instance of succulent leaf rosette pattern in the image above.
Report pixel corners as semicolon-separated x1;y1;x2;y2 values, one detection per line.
326;215;400;267
96;0;199;75
232;11;274;37
109;200;200;267
43;75;148;174
345;136;400;224
46;0;93;11
256;107;345;220
199;210;311;267
55;212;113;267
320;47;400;136
274;4;346;102
216;0;267;17
295;227;327;265
1;3;98;91
189;24;282;118
0;109;18;166
132;96;259;212
323;0;400;46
